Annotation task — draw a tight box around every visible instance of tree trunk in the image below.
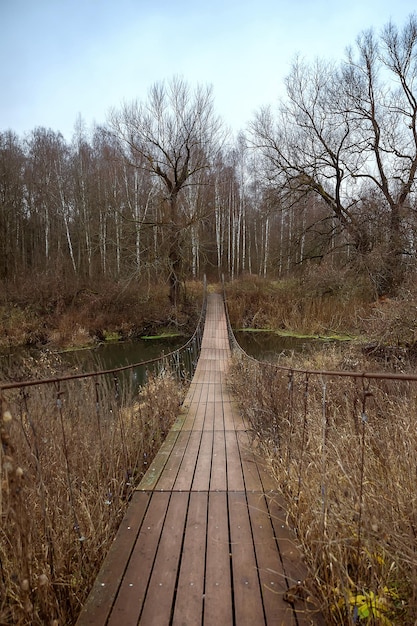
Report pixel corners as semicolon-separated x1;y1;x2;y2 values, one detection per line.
168;194;182;306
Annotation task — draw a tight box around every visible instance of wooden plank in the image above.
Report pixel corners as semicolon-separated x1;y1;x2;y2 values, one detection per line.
183;389;203;415
170;409;188;431
213;400;225;430
106;491;170;626
184;394;207;431
204;491;233;625
229;491;266;625
223;397;246;431
247;491;297;624
237;430;264;492
267;496;307;584
172;492;208;625
210;429;227;492
75;491;151;626
155;429;192;491
222;398;238;430
173;430;203;491
192;430;214;492
201;398;215;431
225;430;245;492
183;379;203;407
266;496;325;625
208;383;222;403
139;492;189;624
136;430;180;491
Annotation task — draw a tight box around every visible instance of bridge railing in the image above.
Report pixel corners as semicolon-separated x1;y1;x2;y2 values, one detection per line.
0;278;206;625
222;281;417;623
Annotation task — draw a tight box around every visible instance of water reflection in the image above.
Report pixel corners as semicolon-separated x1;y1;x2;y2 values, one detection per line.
0;336;189;389
61;336;187;372
234;331;326;362
61;336;190;391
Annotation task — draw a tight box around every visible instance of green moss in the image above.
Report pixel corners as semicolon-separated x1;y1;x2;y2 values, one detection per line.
103;331;121;342
236;327;354;342
141;332;182;340
235;328;272;333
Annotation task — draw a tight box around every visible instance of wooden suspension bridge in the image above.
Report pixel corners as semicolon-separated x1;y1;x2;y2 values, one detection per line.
76;293;324;626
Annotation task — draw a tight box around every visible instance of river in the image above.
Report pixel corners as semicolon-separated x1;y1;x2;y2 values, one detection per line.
234;330;336;361
64;331;322;371
0;331;339;384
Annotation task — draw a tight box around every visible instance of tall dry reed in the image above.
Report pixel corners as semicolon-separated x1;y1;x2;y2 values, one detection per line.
229;352;417;625
1;369;183;625
225;272;372;338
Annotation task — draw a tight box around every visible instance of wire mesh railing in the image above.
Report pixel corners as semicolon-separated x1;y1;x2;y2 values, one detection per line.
222;280;417;624
0;278;207;625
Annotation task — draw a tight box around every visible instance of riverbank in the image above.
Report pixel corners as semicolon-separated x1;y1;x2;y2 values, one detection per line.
0;275;203;351
4;268;417;371
225;270;417;624
225;270;417;369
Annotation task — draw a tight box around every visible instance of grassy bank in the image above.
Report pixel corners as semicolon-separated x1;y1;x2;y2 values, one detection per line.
0;274;204;623
0;274;203;350
225;267;417;353
228;349;417;624
225;267;372;337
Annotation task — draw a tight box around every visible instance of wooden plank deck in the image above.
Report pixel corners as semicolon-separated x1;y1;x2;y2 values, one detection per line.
76;294;324;626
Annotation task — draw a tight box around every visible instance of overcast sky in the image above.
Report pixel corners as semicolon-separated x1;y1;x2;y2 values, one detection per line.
1;0;416;141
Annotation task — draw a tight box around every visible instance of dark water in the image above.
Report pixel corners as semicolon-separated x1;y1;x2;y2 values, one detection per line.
59;332;315;387
60;336;190;389
60;336;187;372
234;331;332;361
0;331;340;385
0;336;189;388
61;332;321;372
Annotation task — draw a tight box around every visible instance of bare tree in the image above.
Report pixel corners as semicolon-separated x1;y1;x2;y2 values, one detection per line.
250;59;369;255
109;77;223;304
341;14;417;291
250;13;417;295
0;131;26;279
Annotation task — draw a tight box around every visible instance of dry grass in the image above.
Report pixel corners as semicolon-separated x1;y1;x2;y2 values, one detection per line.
225;268;373;338
0;367;184;625
228;349;417;624
0;275;203;349
225;271;417;623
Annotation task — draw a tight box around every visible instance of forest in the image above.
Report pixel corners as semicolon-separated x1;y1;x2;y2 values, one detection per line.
2;14;417;626
1;15;417;326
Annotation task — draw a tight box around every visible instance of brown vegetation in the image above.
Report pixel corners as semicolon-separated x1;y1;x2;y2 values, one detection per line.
0;274;202;350
226;274;417;624
0;363;184;625
225;269;417;356
229;353;417;624
225;269;370;336
2;264;417;624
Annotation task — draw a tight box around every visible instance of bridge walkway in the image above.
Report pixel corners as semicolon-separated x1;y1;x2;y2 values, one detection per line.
76;293;323;625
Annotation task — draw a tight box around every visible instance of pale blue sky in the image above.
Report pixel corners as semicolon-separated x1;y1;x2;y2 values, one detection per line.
1;0;416;140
